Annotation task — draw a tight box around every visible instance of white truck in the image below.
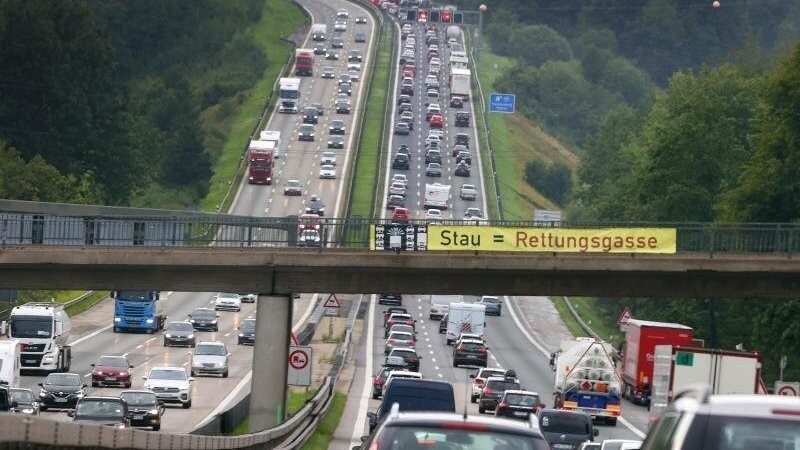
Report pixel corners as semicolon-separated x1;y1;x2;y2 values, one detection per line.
0;340;21;387
424;183;451;210
449;55;469;71
450;68;471;100
446;302;485;345
311;23;327;41
258;130;282;159
4;302;72;372
278;77;301;113
553;337;623;425
446;25;462;42
650;345;763;418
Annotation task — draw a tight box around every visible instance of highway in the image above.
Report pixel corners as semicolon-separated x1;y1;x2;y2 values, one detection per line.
16;0;377;434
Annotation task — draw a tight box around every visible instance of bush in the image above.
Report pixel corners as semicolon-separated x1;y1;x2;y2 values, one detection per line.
524;160;573;206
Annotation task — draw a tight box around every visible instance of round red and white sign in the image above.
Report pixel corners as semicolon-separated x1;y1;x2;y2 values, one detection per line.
289;349;309;370
777;385;798;396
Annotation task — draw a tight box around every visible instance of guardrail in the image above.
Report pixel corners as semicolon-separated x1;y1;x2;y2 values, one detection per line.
0;291;100;321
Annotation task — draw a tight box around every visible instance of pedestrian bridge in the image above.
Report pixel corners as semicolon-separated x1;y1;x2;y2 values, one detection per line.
1;199;799;298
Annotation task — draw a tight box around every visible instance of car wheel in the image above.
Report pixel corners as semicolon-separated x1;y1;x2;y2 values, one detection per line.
39;406;47;412
223;370;229;378
470;394;477;403
452;360;458;368
372;391;380;399
91;381;98;387
183;400;191;409
478;406;485;414
125;382;131;388
163;340;170;347
113;327;119;333
214;326;219;332
152;423;160;431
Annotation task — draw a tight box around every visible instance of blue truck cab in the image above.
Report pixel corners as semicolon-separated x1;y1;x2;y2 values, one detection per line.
112;290;166;333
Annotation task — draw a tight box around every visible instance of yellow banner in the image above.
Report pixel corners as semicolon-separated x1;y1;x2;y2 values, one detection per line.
426;226;677;254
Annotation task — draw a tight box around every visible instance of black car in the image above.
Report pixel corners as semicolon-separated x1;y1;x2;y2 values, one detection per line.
478;373;521;414
397;94;411;106
392;154;410;170
120;390;164;430
456;151;472;165
387;348;421;372
401;85;414;96
298;124;315;141
396;144;411;156
302;107;319;124
328;136;344;149
331;37;344;48
163;321;195;347
455;162;471;177
188;307;218;331
237;318;256;345
329;120;346;134
348;50;363;62
325;50;339;60
426;163;442;177
387;194;405;210
336;101;351;114
398;102;413;114
378;294;403;305
338;82;352;96
313;43;326;55
38;373;87;411
450;96;464;108
356;16;367;24
305;194;326;216
425;150;442;164
455;111;470;127
70;396;129;428
355;32;367;43
455;133;470;147
452;339;488;368
452;144;468;157
9;388;39;415
495;390;544;420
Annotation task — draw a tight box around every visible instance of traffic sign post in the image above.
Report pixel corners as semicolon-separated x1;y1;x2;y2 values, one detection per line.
775;381;799;396
323;293;341;317
617;307;633;332
288;345;312;386
489;93;516;113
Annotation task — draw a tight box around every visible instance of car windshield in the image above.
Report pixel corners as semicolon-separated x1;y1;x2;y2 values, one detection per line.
120;392;156;406
376;426;549;450
478;369;505;379
539;412;591;434
195;345;226;356
482;297;500;304
459;341;484;351
700;415;800;450
506;393;540;406
392;349;416;358
191;309;215;319
76;400;125;418
486;379;520;392
46;374;80;386
149;369;186;381
10;389;33;403
388;332;412;340
9;315;52;338
97;356;128;367
167;322;193;331
240;320;256;332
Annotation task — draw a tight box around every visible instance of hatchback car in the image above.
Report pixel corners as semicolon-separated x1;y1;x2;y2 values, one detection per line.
429;114;444;127
385;313;415;330
387;347;421;372
321;66;335;78
453;339;488;368
372;365;398;399
354;32;367;43
464;207;485;220
191;341;229;377
188;307;219;331
397;94;411;106
120;390;164;430
331;36;344;48
237;318;256;345
392;153;410;170
425;149;442;164
478;295;503;316
319;164;336;179
479;374;521;413
387;194;405;210
329;120;346;134
398;102;413;114
457;151;472;165
538;409;598;449
347;69;360;82
391;174;408;187
214;292;241;311
327;135;344;149
470;367;507;403
426;162;442;177
313;42;326;55
90;355;134;388
38;373;86;411
450;96;464;108
425;209;443;220
163;321;196;347
455;162;471;177
392;207;410;222
9;388;39;415
394;122;411;135
297;124;315;141
284;179;303;196
495;390;544;420
70;396;129;428
385;331;416;355
302;107;319;124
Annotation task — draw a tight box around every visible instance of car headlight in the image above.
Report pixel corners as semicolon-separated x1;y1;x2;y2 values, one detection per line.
77;392;85;398
238;333;244;337
114;317;121;322
21;408;34;414
39;391;46;397
211;320;217;324
146;319;154;324
96;371;103;375
165;334;173;338
189;319;195;323
148;409;158;415
119;372;128;376
188;334;194;339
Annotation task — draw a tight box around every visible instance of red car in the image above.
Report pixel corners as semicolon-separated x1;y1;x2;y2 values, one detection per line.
91;355;133;388
392;207;410;223
429;114;444;128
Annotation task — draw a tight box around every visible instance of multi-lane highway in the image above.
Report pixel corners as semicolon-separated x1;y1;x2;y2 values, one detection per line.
16;0;377;434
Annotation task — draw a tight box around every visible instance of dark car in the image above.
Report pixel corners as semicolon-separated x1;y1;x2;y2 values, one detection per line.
495;390;544;420
348;50;363;62
305;194;326;216
237;318;256;345
336;100;351;114
329;120;346;134
396;144;411;156
478;295;502;316
387;347;421;372
455;111;470;127
120;390;164;430
331;36;344;48
302;107;319;124
452;339;489;368
358;410;549;450
425;149;442;164
338;82;352;96
454;162;471;177
38;373;87;411
538;409;598;450
372;366;398;399
354;32;367;43
452;144;468;157
188;307;219;331
366;379;455;433
327;136;344;149
439;313;448;333
91;355;134;388
450;96;464;108
325;50;339;60
479;374;521;414
398;102;413;114
9;388;39;415
356;16;368;24
456;151;472;165
426;162;442;177
387;194;405;210
379;293;403;306
400;85;414;96
313;42;326;55
397;94;411;106
455;133;470;147
163;321;195;347
392;153;410;170
394;122;411;135
298;124;315;141
69;396;129;428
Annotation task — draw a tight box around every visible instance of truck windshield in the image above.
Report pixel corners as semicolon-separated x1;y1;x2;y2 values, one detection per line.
279;88;299;99
251;159;272;169
10;315;52;338
116;290;154;301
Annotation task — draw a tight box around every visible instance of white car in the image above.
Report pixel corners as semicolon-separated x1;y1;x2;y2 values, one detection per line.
334;20;347;32
391;174;408;187
389;181;406;197
191;341;230;378
347;62;361;71
214;293;241;311
425;209;443;220
319;165;336;179
240;293;257;303
143;367;193;408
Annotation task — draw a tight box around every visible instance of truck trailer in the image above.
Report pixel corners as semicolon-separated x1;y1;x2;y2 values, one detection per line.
295;48;314;76
449;68;471;100
650;345;763;418
5;302;71;372
446;302;485;345
621;319;694;405
113;290;166;333
247;134;277;185
554;337;622;425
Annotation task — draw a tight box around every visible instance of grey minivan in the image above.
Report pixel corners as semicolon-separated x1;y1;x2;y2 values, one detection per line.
538;409;598;450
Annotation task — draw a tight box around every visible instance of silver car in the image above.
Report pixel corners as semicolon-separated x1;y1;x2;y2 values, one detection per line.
191;341;229;378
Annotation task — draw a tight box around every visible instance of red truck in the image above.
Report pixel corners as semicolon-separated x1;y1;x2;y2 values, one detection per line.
295;49;314;76
247;140;274;185
621;319;694;406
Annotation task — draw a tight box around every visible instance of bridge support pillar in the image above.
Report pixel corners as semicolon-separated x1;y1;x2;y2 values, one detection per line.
249;294;292;432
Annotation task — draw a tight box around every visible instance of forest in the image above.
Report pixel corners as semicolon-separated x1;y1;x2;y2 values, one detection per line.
452;0;800;382
0;0;268;207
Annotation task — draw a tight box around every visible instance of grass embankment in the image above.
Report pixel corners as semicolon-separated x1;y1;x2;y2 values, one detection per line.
348;18;394;218
473;48;578;221
551;297;624;346
3;290;110;318
200;0;305;213
225;388;321;435
298;392;347;450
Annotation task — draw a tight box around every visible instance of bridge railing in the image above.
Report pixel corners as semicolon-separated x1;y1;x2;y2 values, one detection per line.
1;200;799;254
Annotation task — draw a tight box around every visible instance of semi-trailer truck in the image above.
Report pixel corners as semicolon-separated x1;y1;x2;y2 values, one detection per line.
113;290;166;333
449;68;471;100
295;49;314;76
4;302;71;372
278;77;301;113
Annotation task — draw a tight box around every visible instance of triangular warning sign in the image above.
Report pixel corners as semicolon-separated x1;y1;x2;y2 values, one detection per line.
617;307;633;325
323;293;341;308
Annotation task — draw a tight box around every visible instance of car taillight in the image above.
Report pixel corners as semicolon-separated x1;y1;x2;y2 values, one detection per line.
483;388;493;395
388;339;395;345
374;376;381;384
498;402;508;409
474;377;484;385
478;347;487;353
408;358;418;362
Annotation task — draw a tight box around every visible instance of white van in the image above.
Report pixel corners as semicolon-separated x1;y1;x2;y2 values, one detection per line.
428;295;461;320
0;340;21;387
446;302;486;345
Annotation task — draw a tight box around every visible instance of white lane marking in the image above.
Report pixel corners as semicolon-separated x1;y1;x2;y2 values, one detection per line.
146;337;157;343
68;325;112;346
352;294;376;445
135;345;143;349
83;373;91;378
224;333;231;337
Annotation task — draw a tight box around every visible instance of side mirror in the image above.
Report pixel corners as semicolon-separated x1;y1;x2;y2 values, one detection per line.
469;374;476;379
142;376;148;380
129;365;134;368
37;383;43;387
90;363;95;367
366;412;376;420
593;429;599;437
361;436;369;443
82;384;88;388
189;377;195;381
158;400;165;406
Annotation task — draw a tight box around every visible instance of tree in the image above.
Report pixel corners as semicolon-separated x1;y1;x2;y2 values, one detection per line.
719;45;800;222
524;160;573;206
511;25;573;67
598;57;652;106
0;142;87;203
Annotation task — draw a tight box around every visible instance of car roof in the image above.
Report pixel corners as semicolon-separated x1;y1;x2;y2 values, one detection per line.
503;389;539;396
460;339;485;345
379;410;541;433
149;366;185;371
196;341;225;347
79;396;125;402
685;393;800;418
539;408;591;417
